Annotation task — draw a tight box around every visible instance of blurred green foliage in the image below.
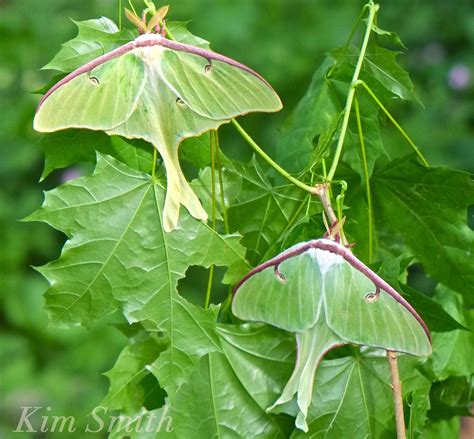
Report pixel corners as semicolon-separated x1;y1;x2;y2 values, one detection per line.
0;0;472;436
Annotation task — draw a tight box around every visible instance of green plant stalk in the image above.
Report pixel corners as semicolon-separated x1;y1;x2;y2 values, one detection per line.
354;96;374;263
273;194;312;249
204;131;218;309
163;20;176;41
118;0;122;29
231;120;317;195
151;147;157;181
128;0;138;16
327;1;379;181
328;3;369;78
356;80;429;166
215;134;230;234
209;131;217;230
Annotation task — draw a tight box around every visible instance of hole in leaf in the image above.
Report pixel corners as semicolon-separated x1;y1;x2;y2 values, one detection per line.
139;372;167;410
468;204;474;230
324;345;357;360
178;265;228;306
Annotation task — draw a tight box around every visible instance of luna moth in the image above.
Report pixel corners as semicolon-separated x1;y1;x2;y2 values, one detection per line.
34;24;281;232
232;238;431;432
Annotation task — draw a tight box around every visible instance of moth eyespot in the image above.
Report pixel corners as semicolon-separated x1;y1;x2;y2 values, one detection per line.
274;266;287;283
364;293;377;302
364;287;380;303
204;64;212;74
89;76;100;85
176;97;187;108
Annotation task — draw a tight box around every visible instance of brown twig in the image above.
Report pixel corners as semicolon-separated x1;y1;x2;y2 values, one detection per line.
314;183;338;225
387;350;406;439
313;183;350;246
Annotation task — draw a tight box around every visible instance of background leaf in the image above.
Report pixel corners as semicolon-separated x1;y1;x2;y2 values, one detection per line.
196;157;321;265
291;352;431;438
429;286;474;380
44;17;134;72
102;335;167;413
276;56;344;172
162;324;295;438
27;155;250;396
371;157;474;305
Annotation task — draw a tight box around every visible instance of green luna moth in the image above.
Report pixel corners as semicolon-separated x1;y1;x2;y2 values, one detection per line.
34;31;281;231
232;238;431;432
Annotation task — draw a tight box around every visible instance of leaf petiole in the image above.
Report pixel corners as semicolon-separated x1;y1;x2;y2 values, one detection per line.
215;133;230;234
326;1;379;182
151;147;158;181
354;96;374;263
328;2;369;77
356;80;429;166
231;119;318;195
204;131;218;309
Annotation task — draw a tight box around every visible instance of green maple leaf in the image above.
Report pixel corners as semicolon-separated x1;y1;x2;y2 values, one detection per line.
26;154;250;383
343;157;474;304
196;157;320;264
43;17;135;73
102;335;167;413
291;353;430;438
276;56;345;173
429;286;474;380
370;157;474;305
159;324;295;438
39;130;154;179
43;18;209;74
363;46;421;104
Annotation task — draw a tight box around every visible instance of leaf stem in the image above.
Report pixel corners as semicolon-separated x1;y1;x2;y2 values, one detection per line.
356;80;429;166
387;350;407;439
151;147;158;181
354;96;374;263
327;1;379;181
204;132;218;309
231;120;317;195
215;134;230;234
118;0;122;29
162;21;176;41
327;3;369;77
128;0;137;16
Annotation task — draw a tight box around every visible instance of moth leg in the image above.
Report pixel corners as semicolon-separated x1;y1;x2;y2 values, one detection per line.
159;19;166;37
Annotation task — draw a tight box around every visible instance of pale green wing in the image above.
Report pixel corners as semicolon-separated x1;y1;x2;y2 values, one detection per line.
106;64;224;231
158;49;282;120
232;247;431;356
34;38;283;232
232;252;322;332
322;252;432;356
34;53;146;132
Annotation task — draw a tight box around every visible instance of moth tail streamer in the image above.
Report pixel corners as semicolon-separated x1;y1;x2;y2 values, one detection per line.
159;145;207;232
